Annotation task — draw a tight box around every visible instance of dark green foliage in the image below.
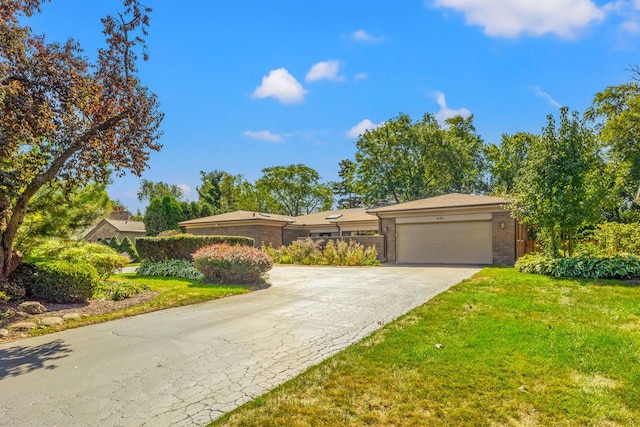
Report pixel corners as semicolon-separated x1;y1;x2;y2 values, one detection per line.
25;261;100;302
136;234;255;262
515;253;640;279
143;196;185;236
192;244;273;285
119;236;139;262
136;259;204;281
109;235;121;251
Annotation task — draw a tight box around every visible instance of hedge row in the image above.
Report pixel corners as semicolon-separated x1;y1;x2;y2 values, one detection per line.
136;234;255;262
11;261;99;302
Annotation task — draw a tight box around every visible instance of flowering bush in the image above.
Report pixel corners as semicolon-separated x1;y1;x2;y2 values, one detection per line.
263;238;380;266
192;244;273;285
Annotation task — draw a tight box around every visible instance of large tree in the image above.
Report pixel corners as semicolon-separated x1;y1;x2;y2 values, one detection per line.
353;113;487;205
137;179;183;203
586;72;640;219
509;108;609;257
486;132;535;196
0;1;163;277
256;164;333;216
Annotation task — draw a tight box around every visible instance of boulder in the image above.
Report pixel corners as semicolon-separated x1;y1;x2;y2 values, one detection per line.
62;313;82;321
41;317;64;327
11;322;36;331
18;301;47;315
0;328;8;338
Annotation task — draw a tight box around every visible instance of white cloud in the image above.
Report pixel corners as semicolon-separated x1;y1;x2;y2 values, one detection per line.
433;91;471;123
533;86;562;108
306;60;345;82
430;0;605;38
351;29;384;43
178;184;192;197
243;130;284;143
252;68;307;104
354;72;369;80
346;119;379;138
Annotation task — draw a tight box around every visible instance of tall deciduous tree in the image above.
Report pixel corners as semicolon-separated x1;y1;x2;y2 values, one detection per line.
0;1;163;278
353;113;487;205
587;73;640;219
486;132;535;195
510;108;609;257
256;164;333;216
137;179;183;203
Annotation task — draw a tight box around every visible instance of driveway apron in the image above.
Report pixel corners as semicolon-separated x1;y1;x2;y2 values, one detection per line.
0;265;480;426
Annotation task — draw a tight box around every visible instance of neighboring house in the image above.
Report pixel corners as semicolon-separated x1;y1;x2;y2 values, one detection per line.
178;208;379;248
84;218;146;243
368;193;514;266
179;193;518;266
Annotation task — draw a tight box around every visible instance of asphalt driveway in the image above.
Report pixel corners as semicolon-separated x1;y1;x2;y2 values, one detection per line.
0;265;480;426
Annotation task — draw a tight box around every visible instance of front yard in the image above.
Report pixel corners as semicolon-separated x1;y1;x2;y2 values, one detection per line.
213;268;640;426
0;274;248;341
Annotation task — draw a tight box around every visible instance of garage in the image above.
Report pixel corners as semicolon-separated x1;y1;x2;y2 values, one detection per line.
369;193;517;266
396;220;492;264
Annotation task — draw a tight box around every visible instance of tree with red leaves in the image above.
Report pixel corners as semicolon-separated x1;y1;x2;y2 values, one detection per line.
0;0;163;278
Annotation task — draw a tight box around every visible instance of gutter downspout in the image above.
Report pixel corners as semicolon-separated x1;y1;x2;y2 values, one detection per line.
373;212;387;263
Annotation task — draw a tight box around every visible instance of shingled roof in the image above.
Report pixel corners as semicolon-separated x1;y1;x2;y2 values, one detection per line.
367;193;506;213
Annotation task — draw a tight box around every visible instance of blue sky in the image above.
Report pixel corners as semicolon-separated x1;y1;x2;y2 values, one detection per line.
27;0;640;213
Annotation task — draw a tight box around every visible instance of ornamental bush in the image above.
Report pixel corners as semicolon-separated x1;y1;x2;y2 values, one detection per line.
263;238;380;266
55;242;129;279
108;235;121;251
192;244;273;285
26;260;100;302
136;234;255;262
590;222;640;256
515;253;640;280
136;259;204;281
119;236;139;262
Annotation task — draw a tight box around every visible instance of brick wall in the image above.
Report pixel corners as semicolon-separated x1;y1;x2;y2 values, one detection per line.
186;225;283;247
283;229;309;246
492;211;516;266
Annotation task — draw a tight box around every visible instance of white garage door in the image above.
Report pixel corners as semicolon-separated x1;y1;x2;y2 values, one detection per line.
397;221;492;264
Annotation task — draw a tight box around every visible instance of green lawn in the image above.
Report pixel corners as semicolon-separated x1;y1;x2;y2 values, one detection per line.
212;268;640;426
29;274;249;336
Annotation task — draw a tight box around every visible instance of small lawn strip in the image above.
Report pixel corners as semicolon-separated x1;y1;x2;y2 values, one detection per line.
211;267;640;426
29;274;249;336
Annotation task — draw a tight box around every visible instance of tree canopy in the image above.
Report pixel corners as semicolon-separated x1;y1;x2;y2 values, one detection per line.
256;164;333;216
137;180;183;202
353;113;487;205
0;0;163;277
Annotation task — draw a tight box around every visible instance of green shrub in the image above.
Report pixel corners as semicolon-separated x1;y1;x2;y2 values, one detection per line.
193;244;273;285
590;222;640;256
515;253;640;279
55;242;129;279
136;234;255;262
27;261;100;302
108;235;122;251
94;281;151;301
136;259;204;281
263;238;380;266
0;278;27;302
119;236;139;262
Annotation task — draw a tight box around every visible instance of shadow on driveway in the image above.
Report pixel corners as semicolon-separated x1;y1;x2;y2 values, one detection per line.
0;339;72;380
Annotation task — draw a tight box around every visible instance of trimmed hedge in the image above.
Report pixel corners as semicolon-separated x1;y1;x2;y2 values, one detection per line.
515;253;640;280
193;244;273;285
136;234;255;262
22;261;100;302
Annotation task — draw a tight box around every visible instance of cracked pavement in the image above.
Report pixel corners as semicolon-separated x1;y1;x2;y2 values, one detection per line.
0;265;480;426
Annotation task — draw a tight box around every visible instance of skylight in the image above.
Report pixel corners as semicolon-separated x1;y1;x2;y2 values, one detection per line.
326;214;343;220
